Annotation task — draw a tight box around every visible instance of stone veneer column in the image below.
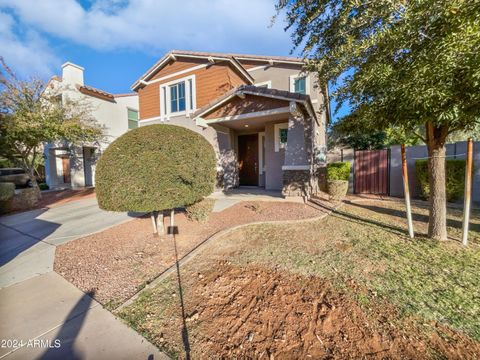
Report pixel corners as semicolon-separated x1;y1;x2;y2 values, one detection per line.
282;169;312;197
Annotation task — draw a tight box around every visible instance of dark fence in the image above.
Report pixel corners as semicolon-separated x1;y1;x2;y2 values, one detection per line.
328;140;480;203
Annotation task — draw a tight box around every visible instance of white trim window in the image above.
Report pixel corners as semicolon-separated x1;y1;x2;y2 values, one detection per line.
274;123;289;152
127;108;139;129
255;80;272;89
160;75;196;120
289;74;310;95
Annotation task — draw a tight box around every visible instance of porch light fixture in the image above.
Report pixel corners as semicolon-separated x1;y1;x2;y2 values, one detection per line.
244;124;249;128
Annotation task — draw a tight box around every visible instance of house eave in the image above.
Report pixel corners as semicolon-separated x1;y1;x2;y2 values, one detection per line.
131;52;254;91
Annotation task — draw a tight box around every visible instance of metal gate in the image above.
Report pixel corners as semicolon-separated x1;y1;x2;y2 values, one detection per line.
354;149;390;195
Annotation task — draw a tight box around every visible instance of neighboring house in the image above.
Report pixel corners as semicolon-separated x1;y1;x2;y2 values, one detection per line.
44;62;139;189
133;50;329;197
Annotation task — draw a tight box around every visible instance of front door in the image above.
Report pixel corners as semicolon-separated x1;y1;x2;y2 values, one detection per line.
62;157;71;184
238;134;258;186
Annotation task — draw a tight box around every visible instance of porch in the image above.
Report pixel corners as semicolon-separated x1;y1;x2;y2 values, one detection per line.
195;85;321;197
45;143;99;189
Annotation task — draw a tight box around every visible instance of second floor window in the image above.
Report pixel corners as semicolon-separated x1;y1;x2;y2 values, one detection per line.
170;82;186;113
160;75;196;120
294;77;306;94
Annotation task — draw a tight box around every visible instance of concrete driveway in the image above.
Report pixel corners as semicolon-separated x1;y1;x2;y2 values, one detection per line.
0;197;168;359
0;197;132;288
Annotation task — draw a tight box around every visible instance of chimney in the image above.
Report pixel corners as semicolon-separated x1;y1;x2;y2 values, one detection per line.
61;62;84;86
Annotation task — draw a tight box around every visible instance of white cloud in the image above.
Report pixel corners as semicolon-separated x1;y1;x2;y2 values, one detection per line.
0;0;291;55
0;11;60;78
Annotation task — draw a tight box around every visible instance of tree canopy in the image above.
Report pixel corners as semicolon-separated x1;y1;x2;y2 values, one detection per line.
278;0;480;139
277;0;480;240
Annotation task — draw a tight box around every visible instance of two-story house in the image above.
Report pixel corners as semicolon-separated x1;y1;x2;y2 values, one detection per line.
44;62;139;189
133;50;328;197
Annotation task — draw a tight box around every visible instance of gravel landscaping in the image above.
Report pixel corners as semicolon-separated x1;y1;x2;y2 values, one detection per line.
54;200;327;307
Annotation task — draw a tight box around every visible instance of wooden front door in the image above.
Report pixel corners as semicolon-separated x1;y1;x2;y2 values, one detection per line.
62;157;71;184
238;134;259;186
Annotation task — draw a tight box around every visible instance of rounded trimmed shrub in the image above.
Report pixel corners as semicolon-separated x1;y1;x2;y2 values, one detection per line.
326;162;351;181
415;159;466;202
96;124;217;212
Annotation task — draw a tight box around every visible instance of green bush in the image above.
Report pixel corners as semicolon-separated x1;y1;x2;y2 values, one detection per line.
0;182;15;201
326;162;351;181
415;159;466;202
96;124;217;212
185;198;215;222
38;183;49;191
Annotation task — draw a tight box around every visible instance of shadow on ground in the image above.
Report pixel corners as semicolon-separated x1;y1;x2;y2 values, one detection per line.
39;290;95;360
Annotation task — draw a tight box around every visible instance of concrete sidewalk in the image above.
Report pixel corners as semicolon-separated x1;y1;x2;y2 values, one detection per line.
0;197;169;359
0;272;167;360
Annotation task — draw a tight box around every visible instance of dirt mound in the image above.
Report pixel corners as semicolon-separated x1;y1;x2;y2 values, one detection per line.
162;262;477;359
186;264;417;358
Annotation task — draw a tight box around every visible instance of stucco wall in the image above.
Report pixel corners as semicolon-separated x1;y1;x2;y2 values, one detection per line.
284;112;308;167
45;71;139;189
390;141;480;203
329;141;480;203
249;64;327;149
264;121;286;190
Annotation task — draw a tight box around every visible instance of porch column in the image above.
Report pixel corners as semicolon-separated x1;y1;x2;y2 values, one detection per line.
282;102;313;197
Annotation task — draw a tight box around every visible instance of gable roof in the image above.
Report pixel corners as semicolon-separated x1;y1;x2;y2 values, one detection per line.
131;50;306;91
167;50;304;64
193;84;316;122
132;50;255;90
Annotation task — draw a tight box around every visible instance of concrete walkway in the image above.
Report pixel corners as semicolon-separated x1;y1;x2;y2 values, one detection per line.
0;197;168;359
0;272;167;360
209;187;303;212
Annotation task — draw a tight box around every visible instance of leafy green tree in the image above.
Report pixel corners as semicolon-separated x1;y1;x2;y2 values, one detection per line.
278;0;480;240
0;58;102;191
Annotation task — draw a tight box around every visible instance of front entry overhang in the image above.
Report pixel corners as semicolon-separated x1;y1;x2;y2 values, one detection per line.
192;84;317;130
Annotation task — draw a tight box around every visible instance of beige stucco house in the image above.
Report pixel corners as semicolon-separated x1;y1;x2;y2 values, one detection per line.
44;62;139;189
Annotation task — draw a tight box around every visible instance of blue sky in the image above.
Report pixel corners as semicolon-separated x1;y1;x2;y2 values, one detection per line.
0;0;348;121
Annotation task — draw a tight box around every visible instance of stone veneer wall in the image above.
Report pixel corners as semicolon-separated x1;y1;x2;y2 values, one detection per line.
282;169;312;197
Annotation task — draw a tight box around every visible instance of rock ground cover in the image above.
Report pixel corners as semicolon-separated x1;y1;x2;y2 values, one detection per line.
54;200;326;308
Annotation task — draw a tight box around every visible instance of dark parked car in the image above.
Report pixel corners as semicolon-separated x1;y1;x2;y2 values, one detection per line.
0;168;33;188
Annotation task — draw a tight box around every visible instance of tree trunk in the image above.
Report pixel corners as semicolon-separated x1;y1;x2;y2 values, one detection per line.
151;212;158;234
28;169;42;200
425;122;449;240
157;212;165;234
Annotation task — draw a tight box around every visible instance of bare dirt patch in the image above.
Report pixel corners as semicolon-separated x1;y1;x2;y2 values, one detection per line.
119;261;480;359
54;201;325;306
